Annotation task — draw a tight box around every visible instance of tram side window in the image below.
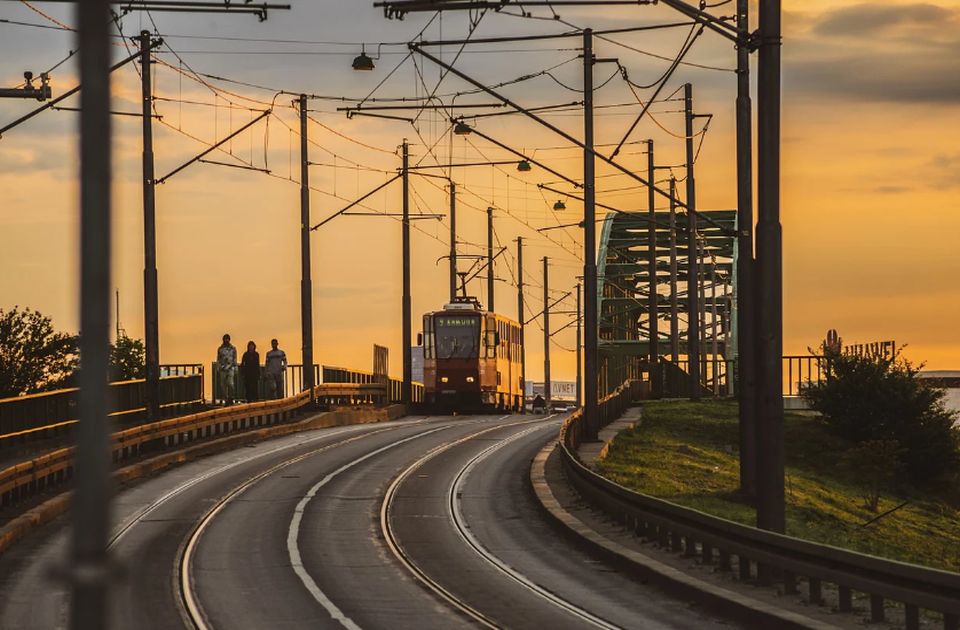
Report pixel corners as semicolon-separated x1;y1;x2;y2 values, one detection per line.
423;315;435;359
485;315;497;358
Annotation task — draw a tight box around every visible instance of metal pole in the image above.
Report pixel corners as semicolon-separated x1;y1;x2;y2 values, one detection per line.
300;94;315;394
684;83;701;399
736;0;758;498
576;282;582;409
449;181;457;302
72;2;112;627
543;256;551;410
582;29;599;438
647;139;660;398
139;31;160;421
487;205;495;312
711;261;719;396
699;237;707;389
756;0;785;533
669;177;680;364
402;140;412;404
517;237;526;411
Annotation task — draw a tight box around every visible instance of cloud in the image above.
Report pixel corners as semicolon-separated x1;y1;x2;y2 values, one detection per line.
926;152;960;189
813;3;956;38
784;3;960;104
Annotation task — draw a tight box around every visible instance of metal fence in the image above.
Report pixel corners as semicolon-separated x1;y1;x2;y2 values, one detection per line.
0;366;204;445
558;386;960;630
208;363;424;405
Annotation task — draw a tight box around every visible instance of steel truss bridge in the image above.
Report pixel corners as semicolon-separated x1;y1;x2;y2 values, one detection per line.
597;210;737;397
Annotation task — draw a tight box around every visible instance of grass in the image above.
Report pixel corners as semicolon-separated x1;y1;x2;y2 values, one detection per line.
597;399;960;573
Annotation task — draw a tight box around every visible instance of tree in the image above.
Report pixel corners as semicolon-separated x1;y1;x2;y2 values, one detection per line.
0;306;78;398
110;333;145;381
803;348;960;487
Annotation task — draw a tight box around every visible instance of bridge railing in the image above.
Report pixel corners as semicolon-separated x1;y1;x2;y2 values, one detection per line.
558;384;960;629
0;366;204;446
0;378;410;514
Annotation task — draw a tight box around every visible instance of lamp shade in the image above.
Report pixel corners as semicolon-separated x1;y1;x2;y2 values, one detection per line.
352;51;375;71
553;200;566;211
453;121;472;135
517;160;532;172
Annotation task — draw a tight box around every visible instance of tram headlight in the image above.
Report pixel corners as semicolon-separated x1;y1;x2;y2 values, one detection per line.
465;376;475;383
441;376;449;383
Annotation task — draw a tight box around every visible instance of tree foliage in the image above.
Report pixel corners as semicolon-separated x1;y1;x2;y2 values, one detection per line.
803;348;960;487
0;306;78;398
110;333;145;381
840;440;902;512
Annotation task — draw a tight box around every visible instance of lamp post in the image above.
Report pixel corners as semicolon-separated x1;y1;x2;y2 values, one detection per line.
300;94;315;395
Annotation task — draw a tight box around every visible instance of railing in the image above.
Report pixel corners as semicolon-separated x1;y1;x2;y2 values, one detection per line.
558;389;960;630
0;366;204;446
783;355;828;397
0;388;312;511
322;365;424;405
209;363;424;405
655;356;829;398
0;380;410;513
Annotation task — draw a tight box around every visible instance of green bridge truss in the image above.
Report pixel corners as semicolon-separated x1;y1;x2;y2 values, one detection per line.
596;209;738;396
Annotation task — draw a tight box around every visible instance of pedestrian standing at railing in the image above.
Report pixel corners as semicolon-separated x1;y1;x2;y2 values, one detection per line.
217;333;238;405
265;338;287;399
241;340;261;403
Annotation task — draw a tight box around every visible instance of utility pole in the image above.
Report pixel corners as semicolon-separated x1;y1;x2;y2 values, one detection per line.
72;3;112;627
449;181;457;302
699;237;707;388
669;177;680;365
138;31;160;422
736;0;758;498
576;282;582;408
299;94;315;394
401;139;412;405
517;237;526;410
582;28;599;438
756;0;785;534
543;256;551;410
487;205;495;312
647;139;660;398
684;83;701;400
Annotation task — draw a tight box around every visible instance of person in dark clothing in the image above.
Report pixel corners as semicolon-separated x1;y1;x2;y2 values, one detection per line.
241;341;261;402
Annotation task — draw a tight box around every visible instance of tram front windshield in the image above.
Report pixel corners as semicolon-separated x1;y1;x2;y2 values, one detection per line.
435;316;480;359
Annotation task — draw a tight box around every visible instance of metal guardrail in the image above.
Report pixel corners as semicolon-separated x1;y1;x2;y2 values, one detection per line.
558;385;960;630
0;380;405;512
0;367;204;445
322;365;424;405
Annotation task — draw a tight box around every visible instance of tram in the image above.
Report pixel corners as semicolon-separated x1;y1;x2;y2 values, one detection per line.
420;298;523;412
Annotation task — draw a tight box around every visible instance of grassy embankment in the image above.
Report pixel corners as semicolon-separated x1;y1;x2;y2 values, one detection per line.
597;400;960;573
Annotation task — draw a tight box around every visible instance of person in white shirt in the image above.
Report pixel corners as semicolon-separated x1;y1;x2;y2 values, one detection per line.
264;338;287;399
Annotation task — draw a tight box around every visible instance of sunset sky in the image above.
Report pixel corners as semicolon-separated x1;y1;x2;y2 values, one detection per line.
1;0;958;383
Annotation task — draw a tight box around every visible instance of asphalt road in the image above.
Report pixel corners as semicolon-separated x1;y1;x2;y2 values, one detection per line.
0;413;728;629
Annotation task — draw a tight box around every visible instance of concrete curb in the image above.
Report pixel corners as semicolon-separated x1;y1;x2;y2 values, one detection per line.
0;404;407;558
529;441;839;630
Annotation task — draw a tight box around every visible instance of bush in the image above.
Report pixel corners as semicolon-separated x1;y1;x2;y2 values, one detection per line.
840;440;902;512
803;350;960;487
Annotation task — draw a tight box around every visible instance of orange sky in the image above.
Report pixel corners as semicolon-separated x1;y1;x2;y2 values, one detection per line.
1;1;959;381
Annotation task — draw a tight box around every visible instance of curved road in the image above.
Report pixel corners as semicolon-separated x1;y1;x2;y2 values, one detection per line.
0;414;728;629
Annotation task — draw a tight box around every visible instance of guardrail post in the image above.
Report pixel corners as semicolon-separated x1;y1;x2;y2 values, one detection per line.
738;556;751;581
838;586;852;613
684;536;697;557
805;575;817;602
670;531;682;553
718;549;731;572
905;604;919;630
700;542;713;565
870;595;885;623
